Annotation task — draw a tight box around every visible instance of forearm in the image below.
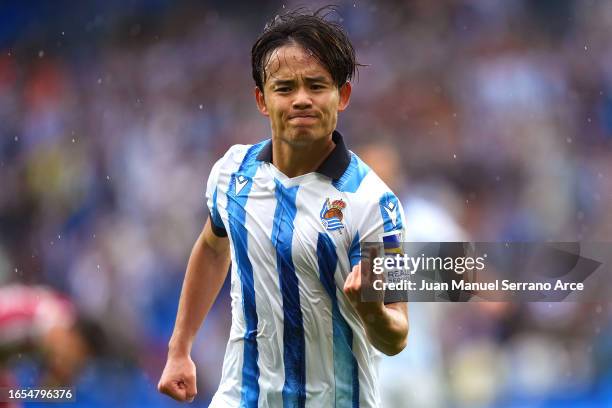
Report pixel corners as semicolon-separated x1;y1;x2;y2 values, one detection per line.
169;224;230;357
357;303;408;356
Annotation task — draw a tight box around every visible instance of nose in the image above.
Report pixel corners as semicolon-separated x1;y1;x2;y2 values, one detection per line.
292;87;312;110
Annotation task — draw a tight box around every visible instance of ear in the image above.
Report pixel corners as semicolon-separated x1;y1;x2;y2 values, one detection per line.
255;87;269;116
338;82;352;112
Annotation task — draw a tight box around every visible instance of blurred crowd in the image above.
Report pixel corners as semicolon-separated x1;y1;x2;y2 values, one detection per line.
1;0;612;406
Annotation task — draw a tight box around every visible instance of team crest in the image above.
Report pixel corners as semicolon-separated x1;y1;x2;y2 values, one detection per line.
320;198;346;232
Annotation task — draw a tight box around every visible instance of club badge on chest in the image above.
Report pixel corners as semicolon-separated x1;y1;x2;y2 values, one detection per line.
320;198;346;233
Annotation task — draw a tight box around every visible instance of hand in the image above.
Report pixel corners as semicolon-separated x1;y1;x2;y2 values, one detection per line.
158;354;198;402
343;247;384;320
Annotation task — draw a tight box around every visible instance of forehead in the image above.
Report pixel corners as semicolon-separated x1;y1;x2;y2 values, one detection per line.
264;44;332;83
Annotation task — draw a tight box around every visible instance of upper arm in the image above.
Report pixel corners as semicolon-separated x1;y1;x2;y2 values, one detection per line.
201;217;230;257
206;160;227;238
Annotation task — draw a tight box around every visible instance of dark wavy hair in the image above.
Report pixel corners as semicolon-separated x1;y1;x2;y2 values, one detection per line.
251;6;359;92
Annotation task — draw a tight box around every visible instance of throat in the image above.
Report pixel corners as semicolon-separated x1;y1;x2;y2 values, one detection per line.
272;137;335;178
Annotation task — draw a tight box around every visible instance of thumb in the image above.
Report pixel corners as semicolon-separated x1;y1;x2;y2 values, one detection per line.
343;263;359;293
158;376;197;402
362;246;384;303
360;246;380;286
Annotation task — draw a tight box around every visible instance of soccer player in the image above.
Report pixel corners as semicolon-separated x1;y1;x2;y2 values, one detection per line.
158;8;409;407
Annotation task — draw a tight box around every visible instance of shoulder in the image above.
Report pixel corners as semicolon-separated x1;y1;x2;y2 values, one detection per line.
337;152;405;232
334;151;395;199
218;143;255;167
207;142;263;192
213;140;270;173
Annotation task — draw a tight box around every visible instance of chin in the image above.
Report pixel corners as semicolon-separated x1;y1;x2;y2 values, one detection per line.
283;130;319;147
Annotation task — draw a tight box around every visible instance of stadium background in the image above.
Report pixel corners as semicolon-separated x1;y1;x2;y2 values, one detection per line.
1;0;612;407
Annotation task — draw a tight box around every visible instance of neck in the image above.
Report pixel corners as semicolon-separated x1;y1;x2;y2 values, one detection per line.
272;134;335;178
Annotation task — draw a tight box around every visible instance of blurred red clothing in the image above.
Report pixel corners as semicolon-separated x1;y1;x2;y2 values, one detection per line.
0;285;74;348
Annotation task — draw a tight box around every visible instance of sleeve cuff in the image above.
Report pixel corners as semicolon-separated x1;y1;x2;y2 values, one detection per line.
208;209;227;237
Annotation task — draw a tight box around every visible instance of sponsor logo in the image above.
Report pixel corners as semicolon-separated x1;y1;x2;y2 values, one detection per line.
235;174;249;195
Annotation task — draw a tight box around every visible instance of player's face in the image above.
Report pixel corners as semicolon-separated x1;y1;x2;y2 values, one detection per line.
255;44;351;146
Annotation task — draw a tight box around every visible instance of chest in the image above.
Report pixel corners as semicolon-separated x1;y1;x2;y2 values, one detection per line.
222;169;352;271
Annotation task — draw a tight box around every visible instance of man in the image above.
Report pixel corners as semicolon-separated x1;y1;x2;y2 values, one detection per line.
158;8;408;407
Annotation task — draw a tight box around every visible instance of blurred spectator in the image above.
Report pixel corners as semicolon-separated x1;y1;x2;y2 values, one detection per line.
1;1;612;406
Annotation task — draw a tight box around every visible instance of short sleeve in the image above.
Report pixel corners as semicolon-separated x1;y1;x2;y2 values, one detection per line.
205;155;227;237
378;194;408;304
355;190;408;304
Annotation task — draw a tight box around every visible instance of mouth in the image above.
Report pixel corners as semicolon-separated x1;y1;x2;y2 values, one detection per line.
288;114;317;119
288;117;318;126
288;113;318;125
288;110;318;120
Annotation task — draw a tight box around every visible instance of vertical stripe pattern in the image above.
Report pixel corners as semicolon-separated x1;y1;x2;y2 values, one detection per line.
271;179;306;408
318;233;360;407
226;142;267;407
348;232;361;268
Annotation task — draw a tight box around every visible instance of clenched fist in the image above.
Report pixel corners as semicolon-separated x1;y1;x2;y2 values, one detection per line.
158;354;198;403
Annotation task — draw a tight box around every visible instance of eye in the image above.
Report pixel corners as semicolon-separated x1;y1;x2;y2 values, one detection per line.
275;87;291;93
311;84;324;90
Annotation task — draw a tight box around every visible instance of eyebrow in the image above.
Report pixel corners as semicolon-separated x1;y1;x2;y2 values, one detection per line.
270;79;295;86
304;76;330;83
270;76;331;86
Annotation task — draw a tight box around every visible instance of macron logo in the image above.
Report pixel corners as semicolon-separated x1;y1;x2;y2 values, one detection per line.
384;201;397;227
235;175;249;195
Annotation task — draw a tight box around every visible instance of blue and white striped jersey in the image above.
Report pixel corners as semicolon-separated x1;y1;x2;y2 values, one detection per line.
206;131;406;408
